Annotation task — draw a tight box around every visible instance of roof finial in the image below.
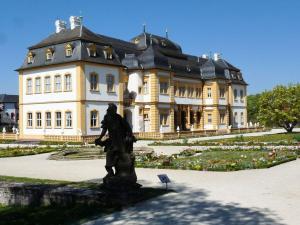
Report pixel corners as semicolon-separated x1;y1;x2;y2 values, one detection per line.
150;34;153;45
143;23;146;33
79;11;83;36
165;28;168;39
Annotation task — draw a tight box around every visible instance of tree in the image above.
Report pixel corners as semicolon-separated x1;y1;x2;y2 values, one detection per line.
247;94;261;123
258;84;300;132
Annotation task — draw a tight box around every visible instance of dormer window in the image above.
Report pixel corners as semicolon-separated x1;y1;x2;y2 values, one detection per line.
161;40;167;47
27;52;35;64
87;44;97;57
46;48;54;61
237;72;243;80
65;44;73;57
103;46;113;60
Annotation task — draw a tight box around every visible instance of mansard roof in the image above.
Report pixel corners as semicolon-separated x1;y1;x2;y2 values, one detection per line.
18;25;247;84
0;94;19;103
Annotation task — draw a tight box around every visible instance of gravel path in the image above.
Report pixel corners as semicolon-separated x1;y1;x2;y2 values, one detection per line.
0;153;299;224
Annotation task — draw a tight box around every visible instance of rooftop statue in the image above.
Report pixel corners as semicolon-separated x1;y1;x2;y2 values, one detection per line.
95;103;139;190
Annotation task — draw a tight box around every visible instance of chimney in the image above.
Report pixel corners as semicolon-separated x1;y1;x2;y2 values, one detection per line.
202;54;208;59
213;53;221;61
69;16;82;30
55;20;66;33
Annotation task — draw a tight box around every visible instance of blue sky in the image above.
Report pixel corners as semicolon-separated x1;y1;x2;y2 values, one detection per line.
0;0;299;95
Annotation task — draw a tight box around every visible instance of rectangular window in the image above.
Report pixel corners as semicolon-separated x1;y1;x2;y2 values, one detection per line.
234;89;238;101
65;112;72;128
45;112;51;128
36;112;42;128
26;79;32;94
187;87;194;98
143;81;148;94
219;87;225;99
207;114;212;124
160;82;168;94
174;85;178;96
220;112;225;124
241;112;244;125
35;77;41;94
27;113;32;127
179;87;186;97
90;73;98;91
234;112;238;124
207;87;212;98
66;48;72;57
64;74;72;91
240;90;244;102
55;112;62;127
54;75;61;92
195;88;201;98
90;111;98;128
44;76;51;93
160;113;169;126
106;75;115;92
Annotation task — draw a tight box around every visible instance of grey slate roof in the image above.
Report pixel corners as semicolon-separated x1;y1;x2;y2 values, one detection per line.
18;26;247;84
0;94;19;103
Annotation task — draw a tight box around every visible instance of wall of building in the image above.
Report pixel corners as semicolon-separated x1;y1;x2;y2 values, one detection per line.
84;64;120;102
22;102;78;136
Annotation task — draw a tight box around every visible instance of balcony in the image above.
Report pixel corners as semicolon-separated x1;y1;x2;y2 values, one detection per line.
218;98;227;105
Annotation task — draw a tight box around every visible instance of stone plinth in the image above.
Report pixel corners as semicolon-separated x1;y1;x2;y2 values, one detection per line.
0;181;145;207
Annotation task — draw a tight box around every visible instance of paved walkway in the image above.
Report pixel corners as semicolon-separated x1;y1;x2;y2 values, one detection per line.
0;153;299;224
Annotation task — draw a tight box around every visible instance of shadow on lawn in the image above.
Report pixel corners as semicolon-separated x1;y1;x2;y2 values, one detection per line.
85;182;284;225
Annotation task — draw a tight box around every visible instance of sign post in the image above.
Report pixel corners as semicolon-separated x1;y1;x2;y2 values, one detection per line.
157;174;171;190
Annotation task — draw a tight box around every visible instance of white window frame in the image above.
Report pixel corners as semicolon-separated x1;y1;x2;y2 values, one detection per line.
35;77;41;94
45;112;51;128
64;74;72;91
26;78;32;94
65;111;72;128
54;75;62;92
36;112;42;128
44;76;51;93
27;112;33;128
55;112;62;128
207;87;212;98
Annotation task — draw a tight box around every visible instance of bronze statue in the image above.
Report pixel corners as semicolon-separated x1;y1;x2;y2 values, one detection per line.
95;103;138;189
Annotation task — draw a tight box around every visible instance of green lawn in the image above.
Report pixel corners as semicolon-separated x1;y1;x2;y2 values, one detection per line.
0;147;58;158
136;148;298;171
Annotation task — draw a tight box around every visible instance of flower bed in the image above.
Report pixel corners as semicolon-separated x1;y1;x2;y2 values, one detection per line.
149;133;300;146
0;147;58;158
136;148;298;171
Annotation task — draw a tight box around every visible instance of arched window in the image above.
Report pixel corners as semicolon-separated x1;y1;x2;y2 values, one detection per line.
65;44;73;57
27;52;35;64
90;73;98;91
87;43;97;57
46;48;54;61
103;46;113;59
106;74;115;93
234;89;238;101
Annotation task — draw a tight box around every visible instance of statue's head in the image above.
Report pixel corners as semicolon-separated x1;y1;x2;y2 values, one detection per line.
107;103;117;114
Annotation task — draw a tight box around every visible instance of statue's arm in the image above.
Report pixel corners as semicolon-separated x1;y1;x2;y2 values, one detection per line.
95;116;108;145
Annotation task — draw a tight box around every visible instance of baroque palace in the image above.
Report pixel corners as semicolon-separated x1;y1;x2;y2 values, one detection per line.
17;16;247;140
